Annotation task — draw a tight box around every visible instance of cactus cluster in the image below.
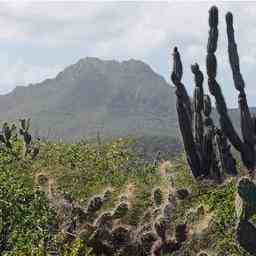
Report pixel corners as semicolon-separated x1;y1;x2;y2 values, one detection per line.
53;186;190;256
19;118;40;159
206;7;256;175
0;119;40;159
171;46;236;179
0;122;17;149
171;5;256;179
171;5;256;255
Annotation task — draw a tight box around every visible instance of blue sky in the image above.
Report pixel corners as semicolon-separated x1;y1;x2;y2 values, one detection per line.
1;1;256;108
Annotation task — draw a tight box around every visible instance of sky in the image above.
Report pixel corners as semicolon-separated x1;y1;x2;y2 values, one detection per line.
1;1;256;107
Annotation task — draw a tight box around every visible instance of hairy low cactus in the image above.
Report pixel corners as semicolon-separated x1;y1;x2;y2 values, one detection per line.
103;189;112;203
151;221;187;256
140;231;158;256
87;196;104;213
154;217;167;241
112;225;131;248
197;252;209;256
94;211;113;229
151;239;179;256
112;202;129;219
119;194;129;202
175;188;190;200
88;227;114;256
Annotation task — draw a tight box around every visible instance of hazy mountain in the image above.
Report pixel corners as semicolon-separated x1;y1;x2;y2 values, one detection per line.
0;57;251;143
0;57;178;140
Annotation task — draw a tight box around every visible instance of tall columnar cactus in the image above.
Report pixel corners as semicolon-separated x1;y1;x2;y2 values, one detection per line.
171;48;236;178
206;6;255;174
171;49;202;178
192;63;204;150
171;6;243;179
171;5;256;255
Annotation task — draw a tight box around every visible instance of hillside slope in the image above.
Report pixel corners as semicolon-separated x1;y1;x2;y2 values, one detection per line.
0;58;177;140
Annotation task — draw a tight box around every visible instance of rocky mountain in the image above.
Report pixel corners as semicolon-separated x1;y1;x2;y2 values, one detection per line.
0;57;178;141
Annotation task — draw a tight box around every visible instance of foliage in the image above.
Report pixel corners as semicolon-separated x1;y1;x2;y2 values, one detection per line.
63;239;94;256
0;156;56;255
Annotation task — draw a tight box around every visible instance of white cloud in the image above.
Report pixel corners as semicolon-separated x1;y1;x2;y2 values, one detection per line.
0;2;255;107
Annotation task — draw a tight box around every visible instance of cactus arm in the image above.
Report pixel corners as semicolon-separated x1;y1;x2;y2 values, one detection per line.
171;47;202;177
226;12;254;144
226;12;255;171
192;64;204;149
206;6;243;152
215;128;238;176
172;47;193;125
176;92;202;177
202;95;214;176
202;125;213;177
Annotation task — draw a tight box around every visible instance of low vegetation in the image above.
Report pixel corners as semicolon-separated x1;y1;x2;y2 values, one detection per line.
0;128;254;255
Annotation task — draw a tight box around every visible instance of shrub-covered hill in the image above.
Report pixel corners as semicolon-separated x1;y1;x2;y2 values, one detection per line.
0;137;254;255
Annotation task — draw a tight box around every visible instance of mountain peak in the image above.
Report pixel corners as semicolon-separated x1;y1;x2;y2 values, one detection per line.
0;57;176;140
55;57;155;82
